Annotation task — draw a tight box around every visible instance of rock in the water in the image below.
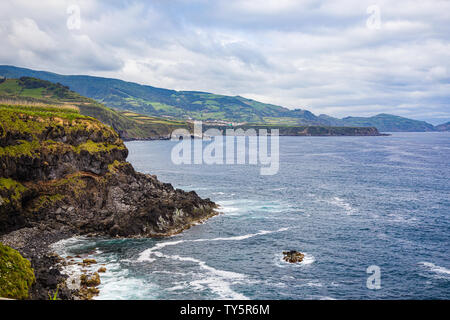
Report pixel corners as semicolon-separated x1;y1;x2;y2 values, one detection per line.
97;267;106;273
283;250;305;263
80;272;101;287
82;259;97;265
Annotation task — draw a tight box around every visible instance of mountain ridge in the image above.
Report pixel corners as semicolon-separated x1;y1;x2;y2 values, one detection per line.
435;121;450;131
0;65;442;132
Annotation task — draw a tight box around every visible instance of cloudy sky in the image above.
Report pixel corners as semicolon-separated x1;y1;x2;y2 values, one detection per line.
1;0;449;123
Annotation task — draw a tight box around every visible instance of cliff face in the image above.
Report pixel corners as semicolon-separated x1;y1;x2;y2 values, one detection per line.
0;104;217;299
203;124;382;136
0;105;217;238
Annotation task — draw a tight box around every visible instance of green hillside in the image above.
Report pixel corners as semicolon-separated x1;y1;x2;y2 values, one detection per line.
0;66;336;125
0;77;189;140
339;114;436;132
0;66;439;132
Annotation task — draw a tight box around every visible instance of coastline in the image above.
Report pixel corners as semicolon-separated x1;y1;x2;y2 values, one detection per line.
0;105;219;300
0;205;221;300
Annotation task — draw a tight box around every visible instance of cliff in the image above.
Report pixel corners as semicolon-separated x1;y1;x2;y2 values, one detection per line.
0;103;217;299
204;124;382;136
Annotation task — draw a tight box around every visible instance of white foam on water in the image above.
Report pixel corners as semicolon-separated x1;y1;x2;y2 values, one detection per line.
202;228;288;242
97;274;159;300
136;228;290;299
157;252;249;300
137;240;186;262
166;283;189;292
386;213;418;224
219;206;240;214
137;227;289;262
50;236;88;256
301;253;316;265
217;199;293;216
317;296;337;300
419;262;450;279
305;281;323;287
329;197;355;215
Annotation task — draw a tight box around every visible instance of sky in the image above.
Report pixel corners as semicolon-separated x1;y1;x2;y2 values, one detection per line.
1;0;449;124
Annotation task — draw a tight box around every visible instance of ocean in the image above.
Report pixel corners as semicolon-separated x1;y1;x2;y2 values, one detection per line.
52;132;450;300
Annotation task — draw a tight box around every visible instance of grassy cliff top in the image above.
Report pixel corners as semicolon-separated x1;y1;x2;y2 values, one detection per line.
0;77;190;140
0;102;118;142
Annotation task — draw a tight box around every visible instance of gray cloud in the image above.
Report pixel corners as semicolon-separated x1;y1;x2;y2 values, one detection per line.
0;0;449;123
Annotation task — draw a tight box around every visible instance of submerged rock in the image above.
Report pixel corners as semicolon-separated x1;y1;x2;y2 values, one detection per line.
283;250;305;263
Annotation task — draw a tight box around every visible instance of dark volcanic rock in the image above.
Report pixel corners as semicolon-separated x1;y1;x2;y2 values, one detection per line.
0;109;218;299
283;250;305;264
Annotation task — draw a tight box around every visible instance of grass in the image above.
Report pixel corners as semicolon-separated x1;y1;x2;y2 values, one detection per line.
0;77;192;139
74;140;125;154
0;243;35;300
0;178;28;204
0;140;41;158
0;98;79;112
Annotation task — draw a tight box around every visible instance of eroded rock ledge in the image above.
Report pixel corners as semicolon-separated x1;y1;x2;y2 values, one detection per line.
0;105;218;299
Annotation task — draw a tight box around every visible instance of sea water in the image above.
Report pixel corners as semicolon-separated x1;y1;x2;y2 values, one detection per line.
52;133;450;299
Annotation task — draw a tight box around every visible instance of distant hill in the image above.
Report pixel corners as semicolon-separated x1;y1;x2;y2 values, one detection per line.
0;77;382;138
339;114;436;132
435;122;450;131
0;77;189;140
0;65;438;132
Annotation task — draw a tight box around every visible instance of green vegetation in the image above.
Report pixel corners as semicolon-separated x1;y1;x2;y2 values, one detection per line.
0;243;35;299
28;194;64;213
0;178;28;206
48;286;59;300
204;124;379;136
339;114;436;132
74;140;125;154
1;66;437;132
0;75;191;140
0;140;41;158
0;67;327;124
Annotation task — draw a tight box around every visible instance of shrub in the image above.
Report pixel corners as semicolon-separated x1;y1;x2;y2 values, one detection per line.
0;243;35;299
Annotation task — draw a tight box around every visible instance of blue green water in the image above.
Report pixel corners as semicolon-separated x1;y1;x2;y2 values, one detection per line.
53;133;450;299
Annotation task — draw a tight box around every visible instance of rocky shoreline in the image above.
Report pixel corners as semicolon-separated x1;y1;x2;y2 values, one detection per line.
0;106;218;300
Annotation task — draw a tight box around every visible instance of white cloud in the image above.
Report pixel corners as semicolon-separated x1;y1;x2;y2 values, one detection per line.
0;0;449;123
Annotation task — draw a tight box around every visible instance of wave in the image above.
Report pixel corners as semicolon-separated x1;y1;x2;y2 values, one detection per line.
50;236;89;256
97;274;159;300
301;253;316;265
138;227;289;262
419;262;450;279
329;197;355;215
135;227;290;299
217;200;295;217
148;252;249;300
